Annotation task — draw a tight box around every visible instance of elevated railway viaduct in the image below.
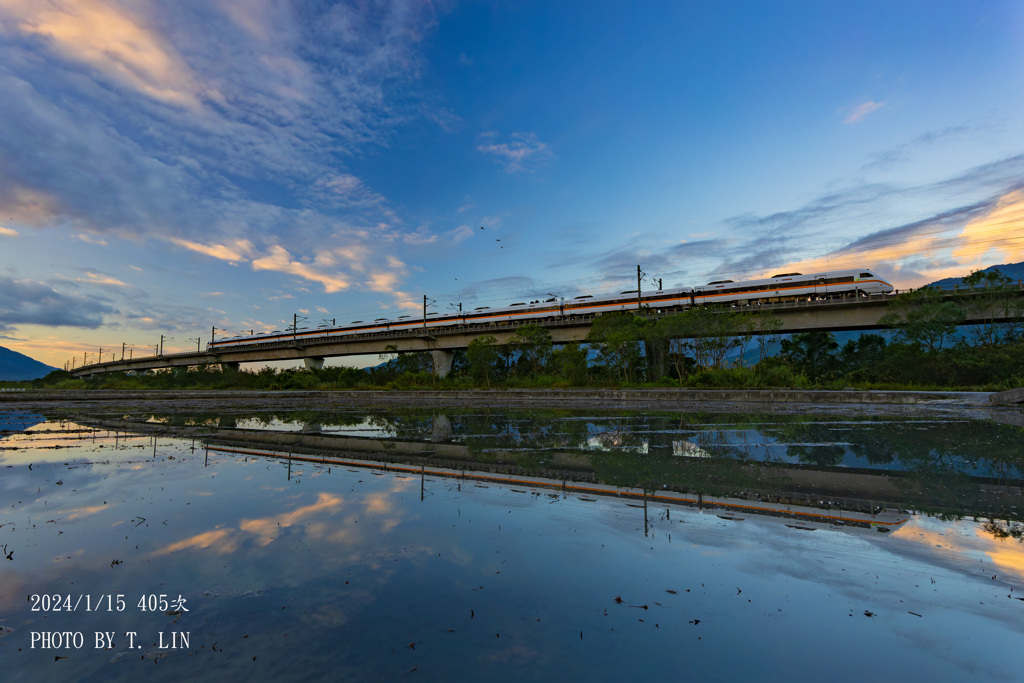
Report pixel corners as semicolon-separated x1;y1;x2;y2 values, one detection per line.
70;288;1023;380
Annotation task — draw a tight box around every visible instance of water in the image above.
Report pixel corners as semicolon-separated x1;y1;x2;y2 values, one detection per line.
1;407;1022;681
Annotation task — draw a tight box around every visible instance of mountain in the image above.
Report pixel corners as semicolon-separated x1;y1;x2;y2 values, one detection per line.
926;261;1024;289
0;346;59;381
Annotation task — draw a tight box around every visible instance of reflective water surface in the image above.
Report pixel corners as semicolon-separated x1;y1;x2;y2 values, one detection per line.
2;406;1023;681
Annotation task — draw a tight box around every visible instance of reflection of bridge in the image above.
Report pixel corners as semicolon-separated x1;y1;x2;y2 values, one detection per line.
64;413;1024;525
70;287;1023;378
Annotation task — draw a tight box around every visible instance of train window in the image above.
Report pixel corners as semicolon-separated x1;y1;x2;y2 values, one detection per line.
860;272;873;278
707;280;734;285
510;303;526;306
474;307;490;310
398;315;410;319
771;272;802;278
350;321;363;324
620;290;637;295
374;318;388;322
544;297;557;302
574;295;593;299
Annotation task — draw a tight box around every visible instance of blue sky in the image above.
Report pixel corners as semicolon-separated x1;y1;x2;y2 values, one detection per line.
1;0;1023;367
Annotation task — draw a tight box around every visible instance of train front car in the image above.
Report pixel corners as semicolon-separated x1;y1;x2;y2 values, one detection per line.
855;270;895;295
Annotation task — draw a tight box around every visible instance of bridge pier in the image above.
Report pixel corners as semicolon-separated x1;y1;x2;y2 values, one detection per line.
221;361;240;372
644;339;669;381
431;350;454;378
303;357;325;371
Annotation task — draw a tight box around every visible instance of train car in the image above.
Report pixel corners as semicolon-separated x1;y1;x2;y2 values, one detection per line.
207;268;892;352
694;269;892;306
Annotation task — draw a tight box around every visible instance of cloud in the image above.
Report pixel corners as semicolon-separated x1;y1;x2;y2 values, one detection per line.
861;125;972;171
0;275;114;329
844;101;884;124
952;188;1024;266
76;271;129;287
0;226;18;237
168;237;255;262
0;0;442;303
476;132;553;172
251;245;351;293
4;0;208;109
73;232;107;245
753;188;1023;287
445;224;474;243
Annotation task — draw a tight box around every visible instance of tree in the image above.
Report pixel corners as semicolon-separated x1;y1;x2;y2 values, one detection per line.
586;313;648;382
880;286;964;353
780;331;839;380
550;342;590;384
958;268;1022;346
466;335;500;387
752;313;784;365
505;324;553;377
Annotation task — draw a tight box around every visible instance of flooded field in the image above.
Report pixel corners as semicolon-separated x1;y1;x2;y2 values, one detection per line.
2;405;1023;681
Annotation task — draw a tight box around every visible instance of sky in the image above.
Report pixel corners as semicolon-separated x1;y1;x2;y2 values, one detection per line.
1;0;1023;369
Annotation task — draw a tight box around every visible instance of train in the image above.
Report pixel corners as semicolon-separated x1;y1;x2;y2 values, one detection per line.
207;267;894;350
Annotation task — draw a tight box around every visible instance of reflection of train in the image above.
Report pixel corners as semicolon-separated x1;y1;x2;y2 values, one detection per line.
208;268;894;350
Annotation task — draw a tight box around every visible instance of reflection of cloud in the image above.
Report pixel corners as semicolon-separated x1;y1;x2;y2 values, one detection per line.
363;492;392;514
154;528;238;555
893;519;1024;582
61;504;106;521
239;492;344;546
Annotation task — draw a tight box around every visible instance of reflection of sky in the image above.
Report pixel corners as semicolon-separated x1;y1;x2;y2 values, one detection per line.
1;420;1023;682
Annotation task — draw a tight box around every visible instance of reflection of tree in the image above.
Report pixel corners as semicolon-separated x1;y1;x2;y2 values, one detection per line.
982;519;1024;542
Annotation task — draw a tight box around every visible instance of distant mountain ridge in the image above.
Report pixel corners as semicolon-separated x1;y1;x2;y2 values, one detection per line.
0;346;59;381
926;261;1024;289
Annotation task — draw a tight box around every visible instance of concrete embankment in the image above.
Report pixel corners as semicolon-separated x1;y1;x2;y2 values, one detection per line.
0;387;998;410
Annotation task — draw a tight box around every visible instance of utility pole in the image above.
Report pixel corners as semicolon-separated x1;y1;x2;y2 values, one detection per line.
211;326;216;345
121;342;126;361
98;347;103;364
422;295;435;328
159;335;164;356
293;313;298;341
637;265;643;311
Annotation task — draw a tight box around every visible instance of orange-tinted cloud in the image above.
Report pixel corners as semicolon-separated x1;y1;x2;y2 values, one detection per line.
168;236;255;262
761;188;1024;288
251;245;351;293
952;189;1024;266
3;0;209;109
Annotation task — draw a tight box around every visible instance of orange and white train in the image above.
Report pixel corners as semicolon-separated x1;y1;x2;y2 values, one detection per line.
208;268;894;350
